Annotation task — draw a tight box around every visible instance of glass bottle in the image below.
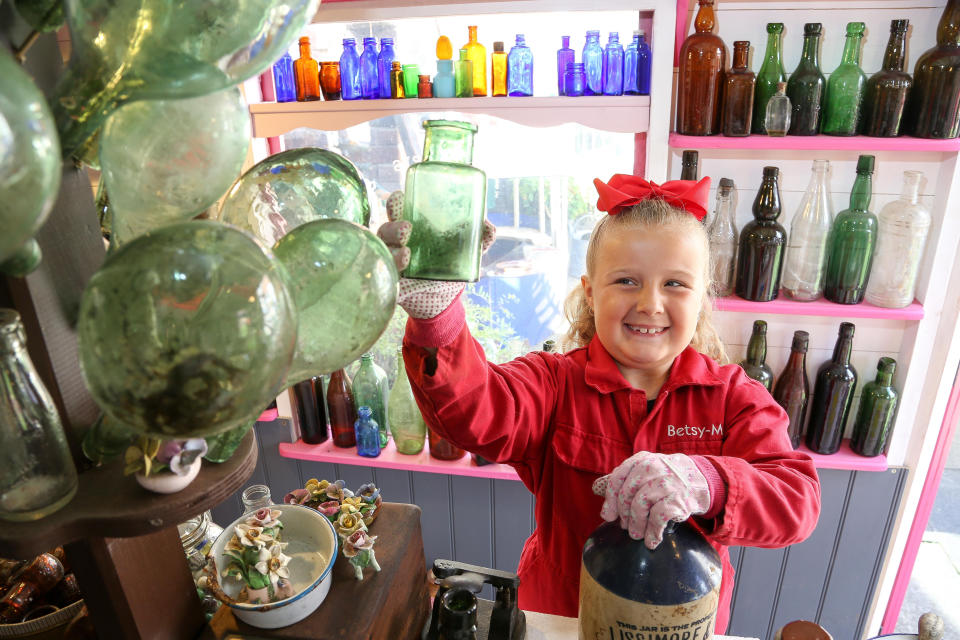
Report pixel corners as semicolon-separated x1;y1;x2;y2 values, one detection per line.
623;32;640;96
905;0;960;138
782;159;833;301
293;37;320;102
354;406;381;458
463;26;487;96
752;23;786;135
822;22;867;136
637;30;652;95
806;322;858;455
680;150;699;181
862;20;912;137
542;339;557;352
786;23;826;136
402;63;420;98
418;75;433;99
721;41;755;137
403;120;487;281
708;178;738;297
739;320;774;391
865;171;931;308
735;167;786;302
389;347;426;455
359;37;380;100
583;30;604;96
204;421;253;464
327;368;357;447
378;37;397;100
558;36;576;95
677;0;727;136
764;81;791;136
319;61;341;101
824;155;877;304
178;511;224;578
429;426;465;461
241;484;273;513
81;412;134;465
435;59;456;98
340;38;362;101
491;41;508;97
273;51;296;103
0;309;78;521
602;32;624;96
774;330;810;449
291;376;327;445
390;61;405;98
564;62;586;97
437;35;454;61
455;49;474;98
507;35;534;97
353;353;390;448
851;357;899;457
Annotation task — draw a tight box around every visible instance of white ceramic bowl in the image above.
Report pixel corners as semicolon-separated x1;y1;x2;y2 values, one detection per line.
210;503;338;628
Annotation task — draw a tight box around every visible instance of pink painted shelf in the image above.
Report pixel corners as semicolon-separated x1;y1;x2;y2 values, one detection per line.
278;438;522;481
713;294;923;321
258;408;279;422
798;439;888;472
669;132;960;152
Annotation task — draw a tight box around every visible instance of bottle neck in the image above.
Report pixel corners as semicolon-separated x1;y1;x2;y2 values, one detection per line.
787;348;807;369
754;177;781;220
882;30;907;71
849;172;873;212
763;31;782;65
423;125;475;164
840;33;863;66
900;172;922;203
715;192;735;224
938;0;960;46
799;34;821;67
746;333;767;365
732;44;749;69
833;336;853;365
562;36;571;49
468;26;478;44
694;2;716;33
299;43;311;58
876;369;894;386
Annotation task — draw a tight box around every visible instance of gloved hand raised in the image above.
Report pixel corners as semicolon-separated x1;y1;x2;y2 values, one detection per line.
377;191;496;319
592;451;711;549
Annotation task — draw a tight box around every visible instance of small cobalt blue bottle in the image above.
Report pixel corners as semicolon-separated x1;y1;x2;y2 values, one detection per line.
564;62;585;97
602;32;624;95
378;37;396;99
273;51;296;103
340;38;362;100
354;406;381;457
623;31;640;95
557;35;575;95
360;37;380;99
507;34;534;97
582;30;603;96
637;30;652;95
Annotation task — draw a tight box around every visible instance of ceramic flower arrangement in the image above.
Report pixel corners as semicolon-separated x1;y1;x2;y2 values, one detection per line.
220;507;295;604
284;479;382;580
123;436;208;494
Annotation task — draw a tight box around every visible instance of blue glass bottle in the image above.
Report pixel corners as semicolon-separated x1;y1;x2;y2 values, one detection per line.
602;32;624;95
557;35;575;95
340;38;362;101
434;59;456;98
359;37;379;99
583;30;603;95
637;30;652;95
378;37;396;99
565;62;586;96
273;51;296;103
623;32;640;95
507;34;534;97
354;406;381;457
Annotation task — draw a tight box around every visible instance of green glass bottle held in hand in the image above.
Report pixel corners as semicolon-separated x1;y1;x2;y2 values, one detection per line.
822;22;867;136
824;155;877;304
752;23;786;135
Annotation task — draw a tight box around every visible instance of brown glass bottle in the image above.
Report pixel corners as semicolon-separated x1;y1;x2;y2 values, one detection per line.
806;322;858;455
739;320;774;391
905;0;960;138
735;166;786;301
680;150;699;180
862;20;912;137
293;37;321;101
721;41;755;136
428;426;465;460
773;331;810;449
292;376;328;445
327;368;357;447
677;0;727;135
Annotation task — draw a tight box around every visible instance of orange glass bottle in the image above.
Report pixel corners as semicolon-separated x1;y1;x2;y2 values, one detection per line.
294;37;321;101
677;0;727;135
491;41;508;96
463;25;488;96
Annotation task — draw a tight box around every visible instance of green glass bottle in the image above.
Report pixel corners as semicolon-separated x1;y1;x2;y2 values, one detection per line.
455;49;474;98
388;346;427;454
402;120;487;282
806;322;858;455
822;22;867;136
738;320;774;391
786;23;826;136
823;155;877;304
851;357;899;457
752;23;787;135
352;353;390;448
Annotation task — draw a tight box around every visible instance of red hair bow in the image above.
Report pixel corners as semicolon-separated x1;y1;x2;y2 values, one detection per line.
593;174;712;221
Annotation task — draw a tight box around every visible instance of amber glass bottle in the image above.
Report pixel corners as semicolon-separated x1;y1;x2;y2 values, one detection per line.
428;426;465;460
774;331;810;449
327;368;357;447
862;20;912;137
721;41;755;136
680;150;699;180
735;166;786;301
293;37;320;101
905;0;960;138
806;323;858;455
677;0;727;135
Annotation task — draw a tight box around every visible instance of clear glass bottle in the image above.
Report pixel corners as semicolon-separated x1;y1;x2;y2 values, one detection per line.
739;320;774;391
865;171;931;308
293;37;320;102
850;357;899;457
782;159;833;301
178;511;224;578
602;32;624;96
721;41;755;137
388;347;426;455
352;353;389;448
558;36;576;96
806;322;858;455
764;82;791;136
786;23;826;136
491;41;508;97
822;22;867;136
434;59;456;98
905;0;960;138
273;51;296;103
0;309;78;522
402;120;487;282
583;30;604;96
773;331;810;450
463;26;487;96
507;35;534;97
455;49;474;98
824;155;877;304
339;38;362;101
359;37;380;99
862;20;912;137
636;30;652;95
241;484;273;513
677;0;727;135
355;406;381;458
708;178;738;297
378;37;396;100
564;62;586;97
623;32;640;95
752;23;787;135
735;167;787;302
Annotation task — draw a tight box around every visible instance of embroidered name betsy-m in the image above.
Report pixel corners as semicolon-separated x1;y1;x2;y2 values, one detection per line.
666;423;723;439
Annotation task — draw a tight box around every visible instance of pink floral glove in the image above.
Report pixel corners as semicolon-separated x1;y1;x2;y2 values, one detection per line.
592;452;711;549
377;191;496;319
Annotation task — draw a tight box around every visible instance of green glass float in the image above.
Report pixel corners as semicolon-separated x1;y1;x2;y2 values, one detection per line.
272;219;397;382
100;87;251;246
50;0;320;158
0;48;61;272
216;148;371;248
77;220;297;438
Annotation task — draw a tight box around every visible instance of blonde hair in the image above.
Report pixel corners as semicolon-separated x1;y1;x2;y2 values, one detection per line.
562;199;729;364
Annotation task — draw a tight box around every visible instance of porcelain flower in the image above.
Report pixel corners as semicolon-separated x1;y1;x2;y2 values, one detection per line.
324;480;347;502
248;508;282;529
357;483;381;503
317;500;341;518
343;530;377;558
235;523;273;548
123;436;206;477
305;478;330;499
336;511;367;538
168;439;208;475
254;541;291;582
283;488;311;505
341;496;363;511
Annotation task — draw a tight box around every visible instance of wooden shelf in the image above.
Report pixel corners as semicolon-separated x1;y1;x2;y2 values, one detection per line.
669;132;960;152
714;294;924;321
250;95;650;137
798;439;888;472
0;431;258;558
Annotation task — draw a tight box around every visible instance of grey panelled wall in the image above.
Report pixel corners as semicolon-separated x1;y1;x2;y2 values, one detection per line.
212;420;906;639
